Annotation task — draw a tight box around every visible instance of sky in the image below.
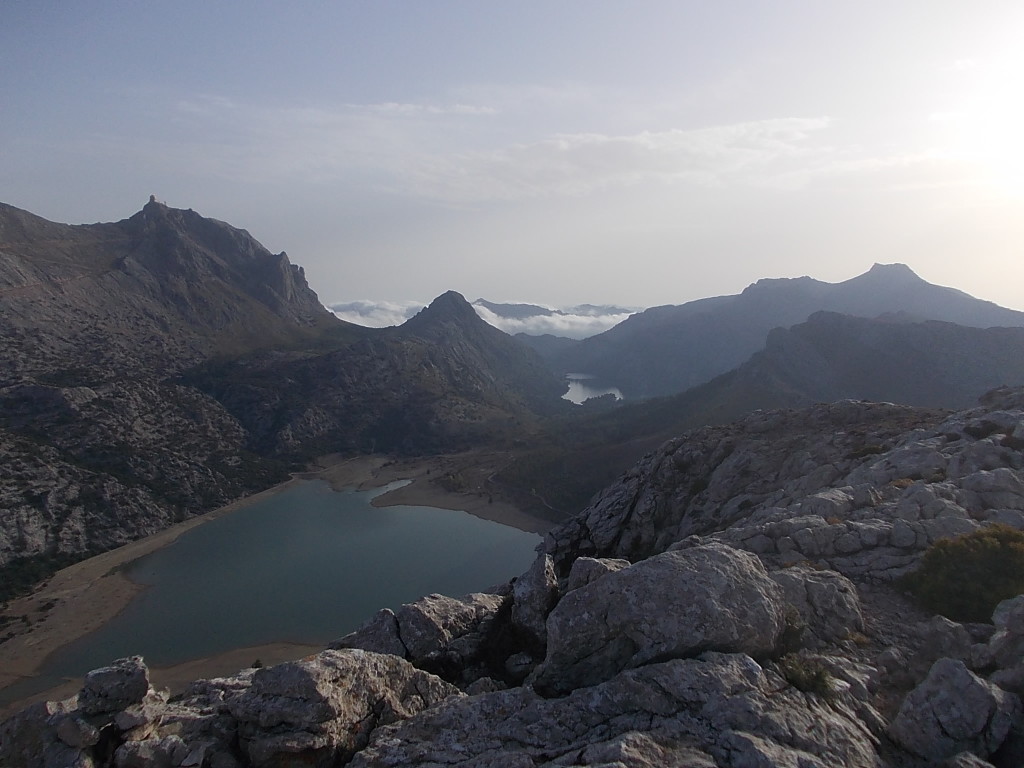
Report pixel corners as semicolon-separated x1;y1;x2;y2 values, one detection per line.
3;1;1024;313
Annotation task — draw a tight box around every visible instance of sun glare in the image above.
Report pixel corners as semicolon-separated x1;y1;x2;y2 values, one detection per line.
939;52;1024;197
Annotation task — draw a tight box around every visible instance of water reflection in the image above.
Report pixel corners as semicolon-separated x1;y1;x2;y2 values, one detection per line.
562;373;623;404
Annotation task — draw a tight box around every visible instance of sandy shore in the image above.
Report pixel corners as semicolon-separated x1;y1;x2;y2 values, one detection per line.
0;453;550;717
311;453;551;535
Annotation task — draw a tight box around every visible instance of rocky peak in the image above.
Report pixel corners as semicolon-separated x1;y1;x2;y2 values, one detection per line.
401;290;483;339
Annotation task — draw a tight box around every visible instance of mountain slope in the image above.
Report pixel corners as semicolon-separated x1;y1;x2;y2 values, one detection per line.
556;263;1024;397
0;202;567;597
0;198;347;384
185;291;569;457
500;313;1024;517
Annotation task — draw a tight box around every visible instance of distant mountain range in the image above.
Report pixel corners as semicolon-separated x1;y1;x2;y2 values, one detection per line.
500;309;1024;516
521;263;1024;398
4;196;1024;598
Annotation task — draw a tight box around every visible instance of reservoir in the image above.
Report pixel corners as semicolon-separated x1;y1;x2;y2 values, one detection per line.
563;373;624;404
38;479;541;682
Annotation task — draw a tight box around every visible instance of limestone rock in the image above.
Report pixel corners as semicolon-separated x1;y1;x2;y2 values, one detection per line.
78;656;152;716
332;592;504;667
0;699;76;768
530;543;785;695
351;653;880;768
113;736;189;768
510;553;558;646
564;556;630;592
770;566;864;646
912;616;974;678
229;648;461;767
889;658;1021;761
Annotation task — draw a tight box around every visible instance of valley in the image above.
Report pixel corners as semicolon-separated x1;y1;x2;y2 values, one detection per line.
3;199;1024;767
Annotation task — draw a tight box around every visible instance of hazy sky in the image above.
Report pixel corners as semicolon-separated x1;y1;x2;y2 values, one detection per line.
3;2;1023;310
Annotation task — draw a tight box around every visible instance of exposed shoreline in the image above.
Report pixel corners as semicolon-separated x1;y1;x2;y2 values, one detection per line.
0;453;551;717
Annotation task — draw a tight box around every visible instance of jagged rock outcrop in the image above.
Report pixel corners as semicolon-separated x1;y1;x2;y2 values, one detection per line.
545;389;1024;582
509;553;559;647
350;653;882;768
5;388;1024;766
529;543;785;696
229;649;460;767
0;651;461;768
331;591;506;682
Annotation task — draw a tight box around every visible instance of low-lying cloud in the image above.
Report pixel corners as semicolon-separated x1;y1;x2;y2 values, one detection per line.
471;304;635;339
329;300;424;328
328;299;637;339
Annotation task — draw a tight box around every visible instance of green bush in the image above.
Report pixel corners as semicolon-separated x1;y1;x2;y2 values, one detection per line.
777;654;835;698
902;524;1024;623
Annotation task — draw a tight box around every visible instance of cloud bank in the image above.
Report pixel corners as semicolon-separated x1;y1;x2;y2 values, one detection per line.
328;299;637;339
471;304;635;339
329;300;424;328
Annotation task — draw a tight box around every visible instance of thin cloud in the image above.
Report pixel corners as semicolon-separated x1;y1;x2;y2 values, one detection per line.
395;118;834;202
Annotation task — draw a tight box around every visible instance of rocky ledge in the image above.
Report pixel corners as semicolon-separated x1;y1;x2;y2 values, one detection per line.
3;387;1024;767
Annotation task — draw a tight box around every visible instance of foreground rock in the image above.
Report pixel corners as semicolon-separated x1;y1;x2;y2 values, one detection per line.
230;649;460;767
351;652;881;768
0;651;460;768
530;542;785;695
5;388;1024;766
889;658;1021;761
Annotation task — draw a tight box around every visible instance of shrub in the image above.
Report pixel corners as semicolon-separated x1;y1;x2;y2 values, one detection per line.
777;654;835;698
901;524;1024;623
777;606;807;655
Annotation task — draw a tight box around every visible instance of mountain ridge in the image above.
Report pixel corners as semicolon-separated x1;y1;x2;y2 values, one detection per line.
543;263;1024;398
0;201;566;598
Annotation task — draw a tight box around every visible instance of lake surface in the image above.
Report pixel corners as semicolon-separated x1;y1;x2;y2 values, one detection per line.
563;373;624;404
38;479;541;681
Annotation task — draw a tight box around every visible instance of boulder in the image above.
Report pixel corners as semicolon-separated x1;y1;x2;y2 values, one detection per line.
912;616;974;678
770;566;864;646
0;699;77;768
77;656;152;716
564;556;630;592
889;658;1021;761
229;649;460;767
510;553;558;645
529;542;785;695
332;592;504;665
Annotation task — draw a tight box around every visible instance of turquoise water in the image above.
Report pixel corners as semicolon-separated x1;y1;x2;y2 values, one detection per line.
39;479;541;680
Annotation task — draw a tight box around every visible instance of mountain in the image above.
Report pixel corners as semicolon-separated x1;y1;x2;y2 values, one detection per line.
0;201;565;598
498;312;1024;517
656;311;1024;429
472;298;557;320
551;263;1024;398
6;388;1024;766
185;291;568;458
0;198;346;385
